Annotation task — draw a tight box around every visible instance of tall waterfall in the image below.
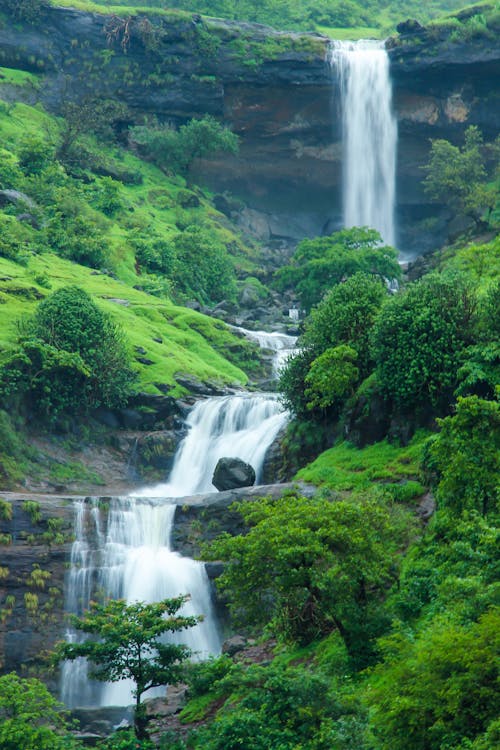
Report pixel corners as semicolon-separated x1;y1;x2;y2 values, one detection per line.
330;40;397;246
63;337;294;708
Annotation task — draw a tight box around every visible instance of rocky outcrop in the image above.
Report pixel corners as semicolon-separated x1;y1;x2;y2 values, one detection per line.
0;482;314;678
0;494;75;688
2;6;498;256
212;457;256;490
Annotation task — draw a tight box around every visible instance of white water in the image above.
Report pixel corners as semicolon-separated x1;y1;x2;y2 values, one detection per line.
232;327;299;376
137;393;288;498
63;335;295;708
62;499;221;708
330;40;397;246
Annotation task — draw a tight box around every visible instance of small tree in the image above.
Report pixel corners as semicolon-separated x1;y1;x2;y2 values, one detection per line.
53;597;199;737
423;126;496;226
0;286;136;419
131;115;239;177
423;396;500;517
274;228;399;311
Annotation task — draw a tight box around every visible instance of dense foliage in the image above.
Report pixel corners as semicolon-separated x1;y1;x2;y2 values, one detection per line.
423;126;499;227
372;270;476;414
0;286;136;420
275;228;400;311
205;490;414;664
0;673;80;750
131;116;239;178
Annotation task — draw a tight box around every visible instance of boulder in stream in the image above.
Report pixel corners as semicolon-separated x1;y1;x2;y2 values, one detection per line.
212;457;256;491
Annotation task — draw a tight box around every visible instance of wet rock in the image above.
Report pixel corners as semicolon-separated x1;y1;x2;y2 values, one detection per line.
212;457;256;491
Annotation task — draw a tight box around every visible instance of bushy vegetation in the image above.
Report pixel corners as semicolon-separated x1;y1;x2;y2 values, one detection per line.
67;0;484;34
274;227;400;312
131;116;239;178
0;286;136;420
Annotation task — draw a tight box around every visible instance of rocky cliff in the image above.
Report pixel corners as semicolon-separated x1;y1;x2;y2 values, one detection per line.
0;6;498;255
0;483;312;681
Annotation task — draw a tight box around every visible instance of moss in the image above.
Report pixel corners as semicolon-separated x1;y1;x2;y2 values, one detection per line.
297;431;430;494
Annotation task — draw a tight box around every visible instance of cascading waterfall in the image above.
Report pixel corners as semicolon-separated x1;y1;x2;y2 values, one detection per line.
62;499;220;708
137;393;289;498
232;328;299;376
330;40;397;246
63;337;295;708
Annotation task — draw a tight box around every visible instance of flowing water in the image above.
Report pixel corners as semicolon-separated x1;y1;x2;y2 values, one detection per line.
232;328;299;376
63;335;296;707
330;40;397;246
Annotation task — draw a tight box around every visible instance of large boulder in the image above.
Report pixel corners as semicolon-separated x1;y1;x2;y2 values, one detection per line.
212;457;256;491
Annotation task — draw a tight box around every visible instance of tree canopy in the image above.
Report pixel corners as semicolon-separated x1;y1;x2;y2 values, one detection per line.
204;490;413;665
0;286;136;419
53;597;199;737
0;673;80;750
274;228;399;311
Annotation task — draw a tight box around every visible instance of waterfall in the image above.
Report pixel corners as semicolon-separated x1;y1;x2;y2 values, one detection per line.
63;336;295;708
330;40;397;246
136;393;288;498
231;327;299;376
62;498;220;708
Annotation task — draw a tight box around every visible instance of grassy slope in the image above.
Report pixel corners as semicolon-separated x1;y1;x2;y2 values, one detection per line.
0;254;248;395
0;87;258;395
296;431;428;499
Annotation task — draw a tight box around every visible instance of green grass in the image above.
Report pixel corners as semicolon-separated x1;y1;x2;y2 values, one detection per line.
296;431;429;497
0;67;40;87
317;26;383;40
0;94;260;395
47;0;190;17
0;254;248;395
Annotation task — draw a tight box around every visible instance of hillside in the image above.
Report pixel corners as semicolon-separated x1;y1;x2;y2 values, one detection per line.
0;2;498;750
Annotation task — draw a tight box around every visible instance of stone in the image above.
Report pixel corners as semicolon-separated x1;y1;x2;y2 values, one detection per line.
212;457;256;491
396;19;424;35
222;634;247;656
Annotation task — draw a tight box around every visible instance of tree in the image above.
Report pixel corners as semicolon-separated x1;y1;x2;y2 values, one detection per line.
0;673;81;750
302;272;387;376
53;597;199;737
274;228;399;311
171;225;236;304
204;491;413;665
130;115;239;177
423;126;496;226
304;345;359;411
423;396;500;517
371;271;476;415
279;273;386;420
0;286;136;419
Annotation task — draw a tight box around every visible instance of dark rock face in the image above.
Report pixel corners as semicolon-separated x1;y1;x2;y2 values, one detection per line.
212;457;256;491
0;7;498;253
0;494;75;689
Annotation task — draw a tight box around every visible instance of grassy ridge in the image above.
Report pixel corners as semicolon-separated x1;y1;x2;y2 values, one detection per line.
0;85;257;395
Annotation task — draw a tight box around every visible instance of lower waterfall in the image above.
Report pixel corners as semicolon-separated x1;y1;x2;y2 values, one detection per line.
62;334;295;708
